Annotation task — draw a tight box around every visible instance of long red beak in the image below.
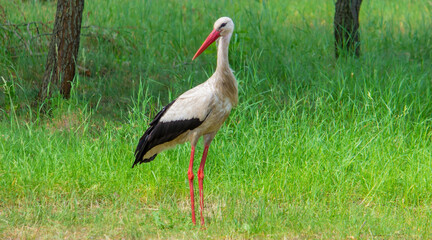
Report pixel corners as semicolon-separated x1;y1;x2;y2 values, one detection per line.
192;29;221;60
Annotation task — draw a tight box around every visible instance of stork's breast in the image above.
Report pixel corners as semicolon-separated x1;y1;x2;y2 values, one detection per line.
207;99;232;127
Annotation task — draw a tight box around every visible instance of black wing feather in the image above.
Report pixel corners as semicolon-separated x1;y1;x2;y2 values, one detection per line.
132;100;204;168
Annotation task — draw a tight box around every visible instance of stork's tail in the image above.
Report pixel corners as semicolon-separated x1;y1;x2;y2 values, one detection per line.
132;130;157;168
132;101;176;168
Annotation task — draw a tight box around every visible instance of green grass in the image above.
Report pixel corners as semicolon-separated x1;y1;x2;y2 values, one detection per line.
1;0;432;238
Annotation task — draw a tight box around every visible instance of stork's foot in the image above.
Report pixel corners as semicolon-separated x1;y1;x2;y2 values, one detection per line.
188;146;197;225
198;173;205;226
197;145;209;227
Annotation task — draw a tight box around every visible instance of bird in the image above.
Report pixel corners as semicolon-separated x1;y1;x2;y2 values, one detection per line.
133;17;237;226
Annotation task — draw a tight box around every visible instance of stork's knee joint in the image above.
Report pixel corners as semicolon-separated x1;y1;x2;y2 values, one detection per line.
197;170;204;180
188;171;194;180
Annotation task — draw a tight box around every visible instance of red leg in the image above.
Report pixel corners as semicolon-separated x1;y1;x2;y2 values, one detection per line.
197;145;210;226
188;146;196;225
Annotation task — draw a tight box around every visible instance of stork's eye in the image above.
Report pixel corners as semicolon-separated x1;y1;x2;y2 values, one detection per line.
220;23;227;28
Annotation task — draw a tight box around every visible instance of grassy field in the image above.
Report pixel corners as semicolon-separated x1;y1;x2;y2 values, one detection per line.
1;0;432;238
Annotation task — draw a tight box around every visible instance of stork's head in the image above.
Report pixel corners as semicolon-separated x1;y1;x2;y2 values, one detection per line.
192;17;234;60
213;17;234;37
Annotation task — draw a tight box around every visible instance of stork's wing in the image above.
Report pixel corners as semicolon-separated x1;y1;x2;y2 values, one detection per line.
160;85;214;123
133;84;214;167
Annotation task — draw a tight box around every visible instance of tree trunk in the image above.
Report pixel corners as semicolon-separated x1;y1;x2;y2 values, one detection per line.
334;0;362;58
38;0;84;101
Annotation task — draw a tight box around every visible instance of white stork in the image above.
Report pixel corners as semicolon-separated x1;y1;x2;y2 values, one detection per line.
133;17;237;226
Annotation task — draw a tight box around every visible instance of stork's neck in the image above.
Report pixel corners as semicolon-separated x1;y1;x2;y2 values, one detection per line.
213;32;238;106
216;32;232;71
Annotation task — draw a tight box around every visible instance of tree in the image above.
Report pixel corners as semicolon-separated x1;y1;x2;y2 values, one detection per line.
334;0;363;58
38;0;84;101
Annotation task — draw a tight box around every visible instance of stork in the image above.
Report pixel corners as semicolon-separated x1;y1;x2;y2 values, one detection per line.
133;17;237;226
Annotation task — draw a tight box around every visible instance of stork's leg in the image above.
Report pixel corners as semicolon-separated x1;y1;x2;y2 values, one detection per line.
188;146;196;225
197;144;210;226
